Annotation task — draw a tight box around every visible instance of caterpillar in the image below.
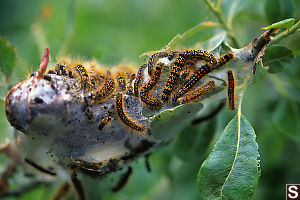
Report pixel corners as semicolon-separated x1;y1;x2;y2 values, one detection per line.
147;52;169;77
133;64;147;96
75;64;93;89
179;81;215;104
214;52;234;70
161;50;217;102
140;62;164;107
115;93;146;132
172;63;212;102
167;50;181;61
88;75;115;101
116;72;126;91
227;70;235;110
98;116;113;131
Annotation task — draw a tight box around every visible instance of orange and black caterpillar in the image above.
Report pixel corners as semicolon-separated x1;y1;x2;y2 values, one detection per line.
173;52;234;101
147;52;169;77
133;64;147;96
161;50;217;102
140;62;164;107
116;72;126;91
179;81;215;104
75;64;93;89
88;75;115;101
172;63;212;102
214;52;234;70
227;70;235;110
115;93;146;132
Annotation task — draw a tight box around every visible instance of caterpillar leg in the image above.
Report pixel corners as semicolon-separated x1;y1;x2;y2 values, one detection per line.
178;81;215;104
115;93;146;133
161;50;217;102
140;63;164;108
227;70;235;110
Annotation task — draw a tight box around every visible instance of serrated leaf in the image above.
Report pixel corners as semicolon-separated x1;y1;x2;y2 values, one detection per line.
197;115;260;200
262;18;295;30
273;100;300;143
0;37;16;78
263;46;294;73
150;103;203;141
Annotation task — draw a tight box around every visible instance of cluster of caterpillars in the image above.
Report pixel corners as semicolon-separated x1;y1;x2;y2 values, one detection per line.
45;49;235;134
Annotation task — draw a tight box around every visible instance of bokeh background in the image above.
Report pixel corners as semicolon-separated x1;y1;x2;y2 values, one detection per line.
0;0;300;199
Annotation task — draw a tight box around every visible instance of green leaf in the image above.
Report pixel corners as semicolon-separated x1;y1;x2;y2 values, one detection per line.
0;37;16;78
263;46;294;73
197;115;260;200
262;18;296;30
149;103;203;141
273;100;300;143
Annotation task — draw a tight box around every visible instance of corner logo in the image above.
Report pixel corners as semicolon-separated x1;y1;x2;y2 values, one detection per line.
287;184;300;200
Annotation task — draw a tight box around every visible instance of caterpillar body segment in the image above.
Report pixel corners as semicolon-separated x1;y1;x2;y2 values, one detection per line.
115;93;146;133
227;70;235;110
140;62;164;108
161;50;217;102
179;81;215;104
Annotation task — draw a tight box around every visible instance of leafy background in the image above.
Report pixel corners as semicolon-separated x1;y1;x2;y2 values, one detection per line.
0;0;300;199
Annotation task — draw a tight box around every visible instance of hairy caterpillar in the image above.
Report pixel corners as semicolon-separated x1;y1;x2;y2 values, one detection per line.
214;52;234;69
133;64;147;96
75;64;93;89
179;81;215;104
161;50;217;102
172;63;212;102
147;52;169;77
116;72;127;91
115;93;146;132
227;70;235;110
140;62;164;107
88;75;115;101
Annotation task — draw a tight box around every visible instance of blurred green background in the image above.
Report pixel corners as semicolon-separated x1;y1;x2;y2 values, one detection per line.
0;0;300;199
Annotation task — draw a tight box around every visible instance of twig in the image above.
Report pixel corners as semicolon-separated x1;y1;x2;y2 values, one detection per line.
192;101;225;125
112;167;133;192
25;158;57;176
203;0;240;48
